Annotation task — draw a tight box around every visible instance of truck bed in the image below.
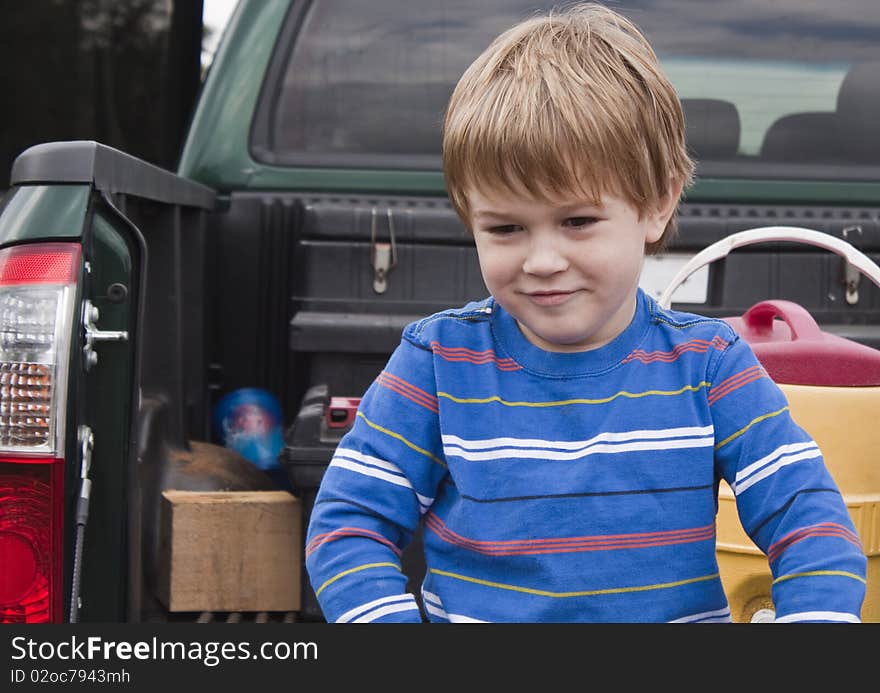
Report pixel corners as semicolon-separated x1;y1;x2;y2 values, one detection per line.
204;191;880;423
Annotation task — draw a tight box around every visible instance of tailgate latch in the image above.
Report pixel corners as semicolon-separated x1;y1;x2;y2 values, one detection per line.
82;299;129;370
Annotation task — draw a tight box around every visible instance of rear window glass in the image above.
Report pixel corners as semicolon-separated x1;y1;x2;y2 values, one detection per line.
260;0;880;178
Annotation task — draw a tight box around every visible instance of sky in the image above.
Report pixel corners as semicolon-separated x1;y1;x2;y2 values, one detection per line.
202;0;240;65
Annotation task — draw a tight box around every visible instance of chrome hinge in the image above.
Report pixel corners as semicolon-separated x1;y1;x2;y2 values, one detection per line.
844;261;861;305
82;299;129;371
842;226;863;306
371;207;398;294
78;425;94;481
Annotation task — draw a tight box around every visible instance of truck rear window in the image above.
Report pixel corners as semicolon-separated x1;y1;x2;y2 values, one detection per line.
258;0;879;180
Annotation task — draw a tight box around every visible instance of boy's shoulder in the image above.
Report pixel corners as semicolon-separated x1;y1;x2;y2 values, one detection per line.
646;294;740;345
403;297;495;347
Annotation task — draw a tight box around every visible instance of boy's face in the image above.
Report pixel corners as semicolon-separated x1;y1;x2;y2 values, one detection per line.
468;184;670;352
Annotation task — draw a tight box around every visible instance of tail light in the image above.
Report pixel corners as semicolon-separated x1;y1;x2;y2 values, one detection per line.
0;243;80;623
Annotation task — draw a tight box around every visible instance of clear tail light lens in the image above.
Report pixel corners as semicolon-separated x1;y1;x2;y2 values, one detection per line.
0;244;79;452
0;243;80;623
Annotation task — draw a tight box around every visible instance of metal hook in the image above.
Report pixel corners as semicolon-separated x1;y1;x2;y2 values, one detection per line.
842;225;863;305
370;207;397;294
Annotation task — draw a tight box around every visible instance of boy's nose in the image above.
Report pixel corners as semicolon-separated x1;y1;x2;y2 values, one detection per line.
522;235;569;276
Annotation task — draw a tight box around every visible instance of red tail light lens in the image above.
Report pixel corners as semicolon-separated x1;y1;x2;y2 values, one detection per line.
0;246;79;285
0;457;63;623
0;242;80;623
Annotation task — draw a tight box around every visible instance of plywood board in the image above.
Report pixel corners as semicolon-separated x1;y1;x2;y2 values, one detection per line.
157;490;302;613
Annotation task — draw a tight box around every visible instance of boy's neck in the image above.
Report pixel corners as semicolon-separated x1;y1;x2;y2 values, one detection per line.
513;288;641;354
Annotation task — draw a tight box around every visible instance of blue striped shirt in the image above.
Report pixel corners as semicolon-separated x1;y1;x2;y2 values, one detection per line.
305;290;867;622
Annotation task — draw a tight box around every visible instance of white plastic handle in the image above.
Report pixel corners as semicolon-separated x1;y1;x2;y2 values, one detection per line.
658;226;880;309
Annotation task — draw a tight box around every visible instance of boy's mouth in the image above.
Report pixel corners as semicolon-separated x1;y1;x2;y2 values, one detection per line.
524;289;578;307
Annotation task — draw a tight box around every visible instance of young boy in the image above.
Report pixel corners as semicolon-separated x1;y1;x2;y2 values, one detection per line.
305;2;867;623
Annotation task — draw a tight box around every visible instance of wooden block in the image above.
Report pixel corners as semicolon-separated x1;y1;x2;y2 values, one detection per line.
157;490;302;613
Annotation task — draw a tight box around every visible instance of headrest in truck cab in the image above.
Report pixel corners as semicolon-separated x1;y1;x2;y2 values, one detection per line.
681;98;740;160
836;61;880;164
760;112;839;162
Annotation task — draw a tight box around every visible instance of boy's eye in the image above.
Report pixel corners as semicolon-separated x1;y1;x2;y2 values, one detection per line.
564;216;597;228
487;224;521;235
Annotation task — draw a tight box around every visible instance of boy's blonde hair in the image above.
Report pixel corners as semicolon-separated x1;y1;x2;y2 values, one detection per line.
442;2;694;253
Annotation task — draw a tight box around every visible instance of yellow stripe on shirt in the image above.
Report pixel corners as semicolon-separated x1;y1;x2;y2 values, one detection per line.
715;406;789;450
429;568;720;597
356;411;446;466
437;381;712;407
773;569;867;586
315;562;402;597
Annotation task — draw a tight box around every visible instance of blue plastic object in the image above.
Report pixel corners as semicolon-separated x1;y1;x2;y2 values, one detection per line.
212;388;285;474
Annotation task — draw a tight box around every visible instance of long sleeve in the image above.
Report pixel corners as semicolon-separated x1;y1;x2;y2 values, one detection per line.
710;336;867;622
305;331;447;623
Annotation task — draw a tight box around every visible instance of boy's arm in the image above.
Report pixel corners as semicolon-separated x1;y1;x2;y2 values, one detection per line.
305;334;446;623
710;336;867;623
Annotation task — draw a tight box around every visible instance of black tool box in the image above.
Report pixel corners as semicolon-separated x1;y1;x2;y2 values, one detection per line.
280;384;426;621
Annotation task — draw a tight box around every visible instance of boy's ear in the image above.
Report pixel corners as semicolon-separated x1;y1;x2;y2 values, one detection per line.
645;177;685;243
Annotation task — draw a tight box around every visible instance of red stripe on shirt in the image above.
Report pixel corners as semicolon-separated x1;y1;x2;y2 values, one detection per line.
767;522;862;563
425;513;715;556
623;337;728;364
306;526;402;558
430;341;522;371
708;365;766;405
377;371;439;412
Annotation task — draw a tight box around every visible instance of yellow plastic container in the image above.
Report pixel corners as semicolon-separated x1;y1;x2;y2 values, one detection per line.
717;382;880;622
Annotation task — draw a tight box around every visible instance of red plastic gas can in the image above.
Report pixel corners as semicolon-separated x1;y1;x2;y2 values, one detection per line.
722;299;880;386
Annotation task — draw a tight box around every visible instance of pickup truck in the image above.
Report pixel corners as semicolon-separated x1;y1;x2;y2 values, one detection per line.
1;0;878;624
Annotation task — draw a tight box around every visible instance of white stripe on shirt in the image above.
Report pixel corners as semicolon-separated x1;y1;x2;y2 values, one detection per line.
733;447;822;495
331;448;433;510
352;601;421;623
336;594;419;623
669;606;732;623
447;613;490;623
442;425;714;450
444;436;714;462
422;601;449;621
421;589;488;622
735;441;818;483
773;610;860;623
